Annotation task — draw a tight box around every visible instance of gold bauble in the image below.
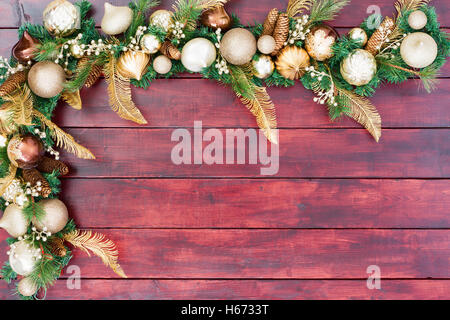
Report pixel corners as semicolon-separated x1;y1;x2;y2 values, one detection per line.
275;46;310;80
400;32;437;69
140;34;162;54
305;25;338;61
181;38;217;73
220;28;257;66
101;3;133;36
27;61;66;98
252;55;274;79
340;49;377;86
18;277;38;297
43;0;81;37
348;27;368;46
9;240;41;276
70;43;84;58
32;199;69;234
117;51;150;81
257;35;276;55
0;204;29;238
408;10;428;30
149;10;174;33
153;55;172;74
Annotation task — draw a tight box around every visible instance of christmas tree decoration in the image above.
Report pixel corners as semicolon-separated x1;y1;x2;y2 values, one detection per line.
400;32;437;69
17;277;39;297
408;10;428;30
200;6;232;30
27;61;66;98
101;3;133;35
348;27;368;46
257;35;277;55
160;41;182;60
8;240;41;276
275;46;310;80
365;17;395;55
37;156;69;176
262;8;279;36
149;10;174;32
43;0;81;37
0;204;29;238
305;25;338;61
0;71;27;97
220;28;257;66
181;38;217;72
340;49;377;86
32;199;69;234
117;51;150;81
140;34;162;54
252;55;275;79
271;13;290;56
48;237;68;257
70;43;84;59
7;134;44;169
153;55;172;74
22;169;52;198
62;90;82;110
12;31;40;64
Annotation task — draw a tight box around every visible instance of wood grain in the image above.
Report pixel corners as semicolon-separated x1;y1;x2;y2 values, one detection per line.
1;279;448;300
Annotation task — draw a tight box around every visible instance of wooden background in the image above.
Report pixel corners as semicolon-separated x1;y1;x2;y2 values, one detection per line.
0;0;449;299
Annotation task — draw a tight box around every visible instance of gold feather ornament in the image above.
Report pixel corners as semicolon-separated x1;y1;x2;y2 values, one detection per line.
117;51;150;81
276;46;311;80
62;90;82;110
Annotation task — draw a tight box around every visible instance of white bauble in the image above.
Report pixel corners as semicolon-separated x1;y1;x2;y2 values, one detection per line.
153;55;172;74
400;32;437;69
252;55;274;79
341;49;377;86
8;240;41;276
101;3;133;35
257;35;276;55
18;277;38;297
140;34;162;54
32;199;69;234
220;28;257;65
181;38;217;73
43;0;81;37
408;10;428;30
0;204;28;238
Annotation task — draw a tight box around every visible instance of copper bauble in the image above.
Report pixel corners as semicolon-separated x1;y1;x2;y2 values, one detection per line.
340;49;377;86
32;199;69;234
117;51;150;80
28;61;66;98
200;6;231;30
220;28;257;66
7;134;44;169
12;31;40;64
275;46;310;80
305;25;338;61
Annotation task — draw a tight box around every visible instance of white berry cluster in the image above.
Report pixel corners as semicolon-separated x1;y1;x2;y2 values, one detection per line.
34;128;60;160
285;15;311;46
305;66;338;107
25;181;45;198
2;179;28;207
0;56;29;80
31;226;52;242
213;28;229;75
172;21;186;45
379;33;408;59
124;26;148;53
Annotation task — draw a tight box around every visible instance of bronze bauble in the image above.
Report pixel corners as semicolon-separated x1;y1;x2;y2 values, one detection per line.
220;28;257;66
12;31;40;64
200;6;231;31
27;61;66;98
7;134;44;169
305;25;339;61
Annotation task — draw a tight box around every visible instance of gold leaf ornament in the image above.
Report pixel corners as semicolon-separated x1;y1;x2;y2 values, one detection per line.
1;85;34;127
64;229;127;278
62;90;82;110
0;165;18;195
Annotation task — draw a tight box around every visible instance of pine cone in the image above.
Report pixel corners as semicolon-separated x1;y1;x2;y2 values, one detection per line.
262;8;279;36
22;169;52;198
365;17;395;56
160;41;181;60
0;71;27;97
271;13;290;56
48;238;67;257
37;156;69;176
85;64;103;88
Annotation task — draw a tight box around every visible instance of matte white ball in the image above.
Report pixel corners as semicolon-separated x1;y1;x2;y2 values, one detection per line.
18;277;38;297
408;10;428;30
9;240;40;276
153;55;172;74
32;199;69;234
0;204;28;238
101;3;133;35
400;32;437;69
257;35;276;55
181;38;217;73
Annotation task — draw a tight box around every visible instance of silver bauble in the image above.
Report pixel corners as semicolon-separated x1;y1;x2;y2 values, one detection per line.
43;0;81;37
140;34;162;54
340;49;377;86
348;27;368;46
0;204;29;238
220;28;257;66
9;240;41;276
28;61;66;98
18;277;39;297
400;32;437;69
101;3;133;36
252;55;274;79
181;38;217;73
32;199;69;234
153;55;172;75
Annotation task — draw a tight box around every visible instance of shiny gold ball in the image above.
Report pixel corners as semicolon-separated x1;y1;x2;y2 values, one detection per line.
257;35;276;55
348;27;368;46
275;46;310;80
18;277;39;297
252;55;274;79
43;0;81;37
400;32;437;69
32;199;69;234
340;49;377;86
149;10;174;33
408;10;428;30
220;28;257;66
305;25;338;61
153;55;172;75
28;61;66;98
140;34;162;54
70;43;84;58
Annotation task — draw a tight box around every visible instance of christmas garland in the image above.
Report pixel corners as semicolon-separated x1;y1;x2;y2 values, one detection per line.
0;0;448;299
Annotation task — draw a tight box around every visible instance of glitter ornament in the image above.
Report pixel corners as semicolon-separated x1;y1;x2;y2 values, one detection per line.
8;240;41;276
32;199;69;234
18;277;38;297
0;204;29;237
101;3;133;36
140;34;162;54
149;10;174;33
153;55;172;75
220;28;257;66
305;25;338;61
257;35;276;55
70;43;84;59
43;0;81;37
400;32;437;69
348;27;368;46
117;51;150;81
12;31;40;64
340;49;377;86
181;38;217;72
27;61;66;98
7;134;44;169
252;55;274;79
408;10;428;30
275;46;310;80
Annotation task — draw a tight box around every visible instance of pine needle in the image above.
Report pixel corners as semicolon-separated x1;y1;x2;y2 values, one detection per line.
64;230;127;278
287;0;313;18
309;0;350;25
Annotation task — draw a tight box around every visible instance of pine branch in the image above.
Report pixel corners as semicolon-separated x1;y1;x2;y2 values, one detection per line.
126;0;161;40
309;0;350;25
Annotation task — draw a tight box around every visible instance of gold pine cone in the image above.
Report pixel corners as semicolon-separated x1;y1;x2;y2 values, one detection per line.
275;46;311;80
160;41;181;60
117;51;150;81
271;13;290;56
0;71;27;97
262;8;279;36
365;17;395;56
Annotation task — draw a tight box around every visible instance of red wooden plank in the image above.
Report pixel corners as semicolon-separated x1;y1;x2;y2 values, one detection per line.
59;179;450;229
1;230;448;279
0;0;448;28
59;128;449;178
1;279;449;300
